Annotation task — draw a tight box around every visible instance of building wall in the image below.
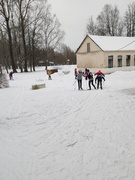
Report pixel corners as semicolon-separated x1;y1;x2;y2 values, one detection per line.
76;52;105;68
77;36;105;68
76;36;135;68
77;36;101;53
104;51;135;67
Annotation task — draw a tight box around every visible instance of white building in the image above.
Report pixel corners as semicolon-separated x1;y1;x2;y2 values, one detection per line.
76;34;135;69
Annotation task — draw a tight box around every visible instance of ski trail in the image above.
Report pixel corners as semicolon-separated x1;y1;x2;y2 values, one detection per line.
6;81;26;121
1;69;135;180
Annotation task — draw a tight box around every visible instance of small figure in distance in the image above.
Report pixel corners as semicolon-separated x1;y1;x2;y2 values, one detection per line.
9;71;13;80
47;70;52;80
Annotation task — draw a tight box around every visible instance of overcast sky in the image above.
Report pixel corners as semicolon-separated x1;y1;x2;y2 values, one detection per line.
48;0;134;51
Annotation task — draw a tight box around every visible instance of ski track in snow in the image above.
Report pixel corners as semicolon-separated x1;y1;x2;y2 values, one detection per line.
0;67;135;180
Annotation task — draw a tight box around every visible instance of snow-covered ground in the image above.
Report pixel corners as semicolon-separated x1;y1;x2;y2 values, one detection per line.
0;65;135;180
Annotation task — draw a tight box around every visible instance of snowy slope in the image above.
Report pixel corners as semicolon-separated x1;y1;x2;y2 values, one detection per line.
0;66;135;180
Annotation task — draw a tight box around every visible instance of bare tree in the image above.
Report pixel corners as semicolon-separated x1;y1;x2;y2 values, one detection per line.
86;16;97;35
41;4;65;69
27;0;47;71
60;44;76;65
0;0;66;72
0;29;10;73
124;2;135;37
0;0;17;72
96;4;123;36
14;0;34;72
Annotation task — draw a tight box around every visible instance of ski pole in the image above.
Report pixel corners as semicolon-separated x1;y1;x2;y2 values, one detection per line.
73;80;76;85
73;80;77;90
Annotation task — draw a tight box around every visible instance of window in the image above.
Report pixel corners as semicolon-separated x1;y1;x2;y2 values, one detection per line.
118;55;122;67
108;56;113;68
126;55;130;66
87;43;90;52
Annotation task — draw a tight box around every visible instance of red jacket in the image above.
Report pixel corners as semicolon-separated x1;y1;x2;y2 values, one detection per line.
95;70;105;76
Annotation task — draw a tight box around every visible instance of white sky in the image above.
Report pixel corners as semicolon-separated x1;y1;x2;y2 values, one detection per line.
48;0;134;51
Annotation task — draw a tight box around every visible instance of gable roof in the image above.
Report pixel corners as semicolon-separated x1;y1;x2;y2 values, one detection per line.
88;34;135;51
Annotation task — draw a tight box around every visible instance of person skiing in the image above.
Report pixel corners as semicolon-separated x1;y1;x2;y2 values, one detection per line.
76;69;84;90
95;73;105;89
87;71;96;90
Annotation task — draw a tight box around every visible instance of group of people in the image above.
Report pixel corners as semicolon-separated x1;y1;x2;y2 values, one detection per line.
74;68;105;90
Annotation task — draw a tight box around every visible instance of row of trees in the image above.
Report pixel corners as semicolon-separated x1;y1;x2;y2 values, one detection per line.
0;0;76;73
2;2;134;73
86;2;135;37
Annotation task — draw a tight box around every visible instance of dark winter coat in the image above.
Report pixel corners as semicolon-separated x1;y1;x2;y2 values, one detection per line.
87;72;94;80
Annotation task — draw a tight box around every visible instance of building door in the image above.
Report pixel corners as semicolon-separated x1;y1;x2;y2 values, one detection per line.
108;56;113;68
126;55;130;66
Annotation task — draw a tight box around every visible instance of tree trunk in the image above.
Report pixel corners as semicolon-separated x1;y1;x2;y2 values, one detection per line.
32;38;35;71
7;21;17;73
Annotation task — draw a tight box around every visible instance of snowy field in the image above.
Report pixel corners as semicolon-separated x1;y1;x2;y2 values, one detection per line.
0;65;135;180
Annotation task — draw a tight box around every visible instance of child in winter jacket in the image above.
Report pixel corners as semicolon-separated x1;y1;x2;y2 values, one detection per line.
87;71;96;90
77;69;84;90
